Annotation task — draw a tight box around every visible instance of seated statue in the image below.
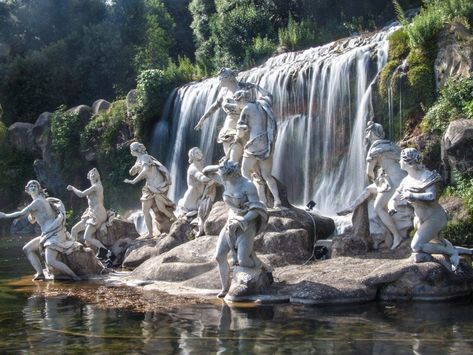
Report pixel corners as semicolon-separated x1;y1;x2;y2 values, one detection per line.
124;142;176;238
338;121;407;249
388;148;460;271
176;147;216;236
0;180;80;281
231;89;282;209
203;159;268;298
194;67;272;163
67;168;111;263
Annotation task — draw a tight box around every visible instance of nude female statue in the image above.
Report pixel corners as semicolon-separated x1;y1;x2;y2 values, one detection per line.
194;67;272;163
203;159;268;298
388;148;460;271
124;142;176;238
232;89;282;209
0;180;80;281
67;168;110;261
338;121;406;248
177;147;216;235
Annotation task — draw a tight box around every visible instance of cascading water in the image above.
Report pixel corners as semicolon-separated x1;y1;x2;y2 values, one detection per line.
151;25;399;214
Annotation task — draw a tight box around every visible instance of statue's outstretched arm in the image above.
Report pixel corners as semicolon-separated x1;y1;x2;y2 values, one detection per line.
195;97;223;130
67;185;96;198
0;200;36;219
202;165;223;185
124;164;150;185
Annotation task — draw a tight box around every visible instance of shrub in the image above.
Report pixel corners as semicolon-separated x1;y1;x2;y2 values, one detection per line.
244;36;278;67
442;219;473;247
278;16;318;51
0;120;7;147
387;29;410;61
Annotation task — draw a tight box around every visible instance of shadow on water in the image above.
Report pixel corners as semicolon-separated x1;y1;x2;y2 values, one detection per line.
1;236;473;353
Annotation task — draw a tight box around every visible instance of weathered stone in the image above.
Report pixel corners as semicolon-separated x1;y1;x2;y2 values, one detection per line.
10;215;41;237
8;122;36;154
156;219;195;254
443;119;473;176
203;201;228;235
435;22;473;89
67;105;92;124
32;112;52;162
254;229;311;265
225;266;273;301
96;217;139;248
91;99;111;115
56;244;106;279
33;159;65;197
122;239;158;269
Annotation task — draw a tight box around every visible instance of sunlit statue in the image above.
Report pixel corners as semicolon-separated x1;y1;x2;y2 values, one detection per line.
203;159;268;298
338;121;406;249
0;180;80;281
194;67;272;163
388;148;460;271
124;142;176;238
67;168;111;261
232;89;282;209
176;147;216;236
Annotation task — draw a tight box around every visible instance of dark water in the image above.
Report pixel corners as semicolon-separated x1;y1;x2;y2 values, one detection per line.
1;237;473;354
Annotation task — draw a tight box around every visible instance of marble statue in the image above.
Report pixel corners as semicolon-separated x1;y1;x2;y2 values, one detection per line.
0;180;80;281
124;142;176;238
203;159;268;298
338;121;407;249
231;89;282;209
176;147;216;236
67;168;111;261
388;148;460;271
194;67;272;163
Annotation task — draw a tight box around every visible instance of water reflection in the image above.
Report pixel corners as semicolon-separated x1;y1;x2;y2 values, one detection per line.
9;292;473;353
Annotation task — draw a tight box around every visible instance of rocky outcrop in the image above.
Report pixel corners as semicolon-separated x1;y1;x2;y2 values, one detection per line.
91;99;111;115
67;105;92;124
55;244;106;279
442;119;473;177
8;122;36;154
435;22;473;89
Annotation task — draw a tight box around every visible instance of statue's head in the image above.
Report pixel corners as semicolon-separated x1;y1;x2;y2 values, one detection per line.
365;121;385;141
130;142;147;157
25;180;46;197
188;147;203;163
87;168;101;183
218;158;240;178
218;67;237;86
400;147;421;170
233;89;252;107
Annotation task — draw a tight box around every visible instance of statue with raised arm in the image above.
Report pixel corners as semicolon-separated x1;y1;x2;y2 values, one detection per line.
67;168;111;261
203;159;268;298
0;180;80;281
124;142;176;238
388;148;461;271
194;67;272;163
337;121;407;249
176;147;216;236
231;89;282;209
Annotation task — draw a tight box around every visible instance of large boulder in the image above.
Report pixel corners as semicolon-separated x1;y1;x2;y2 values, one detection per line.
32;112;53;163
91;99;111;115
434;22;473;89
8;122;36;154
122;239;159;269
443;119;473;177
55;244;106;280
126;89;138;117
67;105;92;124
156;218;195;254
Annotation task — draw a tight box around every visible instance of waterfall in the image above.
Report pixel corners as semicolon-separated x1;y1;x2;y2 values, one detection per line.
152;26;399;214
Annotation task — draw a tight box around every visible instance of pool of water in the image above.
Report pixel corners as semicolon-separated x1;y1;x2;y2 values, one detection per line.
1;236;473;354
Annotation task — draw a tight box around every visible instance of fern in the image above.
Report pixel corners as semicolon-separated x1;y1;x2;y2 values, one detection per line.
392;0;408;27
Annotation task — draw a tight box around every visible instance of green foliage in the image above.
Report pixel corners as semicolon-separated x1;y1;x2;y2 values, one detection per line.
406;52;436;106
388;29;410;61
442;219;473;246
50;107;87;180
278;16;318;50
424;77;473;133
407;4;443;53
0;120;6;147
434;0;473;28
244;36;278;67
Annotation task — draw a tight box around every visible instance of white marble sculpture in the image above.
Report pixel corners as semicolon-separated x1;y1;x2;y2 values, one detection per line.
0;180;80;280
231;89;282;209
124;142;176;238
338;121;407;249
67;168;110;261
388;148;460;271
203;159;268;298
176;147;216;236
194;67;272;163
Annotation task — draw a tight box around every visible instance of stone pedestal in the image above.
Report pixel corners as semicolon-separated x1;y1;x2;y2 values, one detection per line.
225;266;273;302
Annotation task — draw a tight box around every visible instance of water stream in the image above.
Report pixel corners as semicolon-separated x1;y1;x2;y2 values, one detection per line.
152;26;399;213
